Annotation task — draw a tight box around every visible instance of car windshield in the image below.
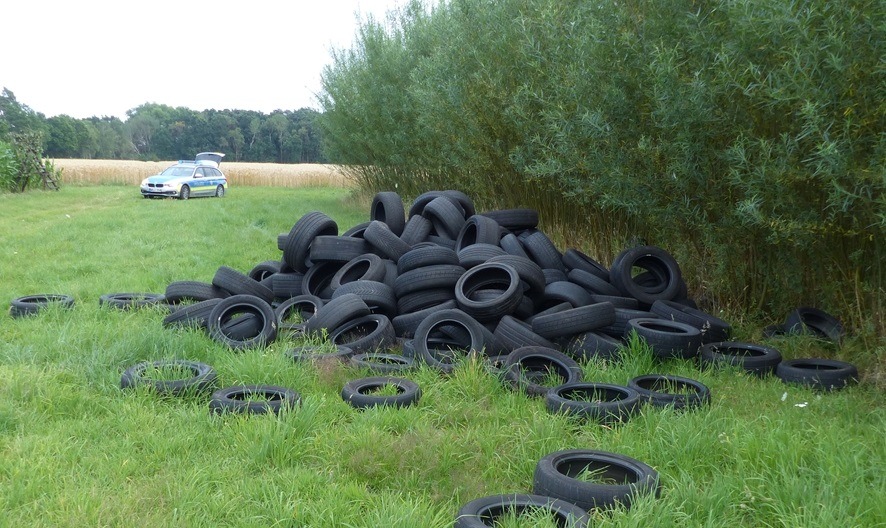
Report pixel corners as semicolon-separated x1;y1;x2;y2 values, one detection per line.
160;166;194;177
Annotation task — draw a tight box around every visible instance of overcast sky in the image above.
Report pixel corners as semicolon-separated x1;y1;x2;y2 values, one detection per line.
1;0;409;120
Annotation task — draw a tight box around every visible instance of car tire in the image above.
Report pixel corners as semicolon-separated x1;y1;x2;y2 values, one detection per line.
348;353;416;373
303;293;371;336
371;192;406;236
650;300;732;343
162;298;223;329
493;315;558;351
413;308;486;373
212;266;275;304
627;374;711;410
209;385;300;415
455;494;590;528
503;346;583;397
164;280;229;305
329;314;396;352
9;294;75;318
121;360;217;396
784;307;844;342
627;318;702;359
283;211;339;273
545;382;641;424
341;376;421;409
699;341;782;376
99;293;166;311
179;185;190;200
206;295;277;349
288;344;355;363
531;302;616;339
776;358;859;390
532;450;660;511
215;185;225;198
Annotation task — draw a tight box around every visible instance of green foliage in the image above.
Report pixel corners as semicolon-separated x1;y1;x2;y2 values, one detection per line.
0;140;17;190
319;0;885;333
0;132;60;193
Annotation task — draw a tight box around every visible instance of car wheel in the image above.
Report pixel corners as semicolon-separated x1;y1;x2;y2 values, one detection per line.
215;185;225;198
179;185;190;200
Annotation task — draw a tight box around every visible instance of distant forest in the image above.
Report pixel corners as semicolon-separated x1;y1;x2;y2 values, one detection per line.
0;88;326;163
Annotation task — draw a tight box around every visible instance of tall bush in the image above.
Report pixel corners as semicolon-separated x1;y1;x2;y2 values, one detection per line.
319;0;884;333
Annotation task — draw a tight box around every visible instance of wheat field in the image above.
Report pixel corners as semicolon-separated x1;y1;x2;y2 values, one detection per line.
53;159;352;188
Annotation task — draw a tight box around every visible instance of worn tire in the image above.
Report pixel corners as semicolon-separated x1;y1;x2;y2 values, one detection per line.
398;245;459;274
283;211;339;272
650;300;732;343
699;341;782;376
399;214;432;246
331;280;397;318
162;298;223;329
329;314;396;352
493;315;558;351
99;293;165;310
503;346;583;397
532;450;660;511
341;376;421;409
454;262;523;322
628;374;711;410
455;215;502;252
212;266;274;304
121;360;217;396
303;293;370;336
545;382;641;424
164;281;229;304
309;236;372;263
348;353;416;373
531;302;616;339
776;358;858;390
784;307;844;342
371;191;406;236
248;260;283;282
393;264;465;298
610;246;683;305
455;494;589;528
206;295;277;349
413;308;486;373
209;385;300;415
628;318;702;360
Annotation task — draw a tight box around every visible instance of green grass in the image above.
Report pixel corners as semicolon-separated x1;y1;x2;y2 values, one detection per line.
0;186;884;527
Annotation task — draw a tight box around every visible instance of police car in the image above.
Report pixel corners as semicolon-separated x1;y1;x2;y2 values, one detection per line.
140;152;228;200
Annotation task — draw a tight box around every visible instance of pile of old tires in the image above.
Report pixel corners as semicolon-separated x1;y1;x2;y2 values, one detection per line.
102;188;857;523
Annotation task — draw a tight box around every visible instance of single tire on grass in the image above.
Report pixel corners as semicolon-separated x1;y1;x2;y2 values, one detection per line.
699;341;782;376
776;358;858;391
455;494;589;528
545;382;641;424
9;294;75;318
532;449;660;511
121;360;217;396
627;374;711;410
209;385;300;415
341;376;421;409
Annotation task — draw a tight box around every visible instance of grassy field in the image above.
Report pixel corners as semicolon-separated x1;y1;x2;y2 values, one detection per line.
53;159;350;188
0;186;883;527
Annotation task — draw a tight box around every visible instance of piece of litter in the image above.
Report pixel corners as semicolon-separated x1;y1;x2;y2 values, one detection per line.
794;402;808;408
781;392;787;402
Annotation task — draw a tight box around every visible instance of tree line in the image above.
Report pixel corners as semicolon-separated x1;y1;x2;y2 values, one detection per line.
0;88;326;163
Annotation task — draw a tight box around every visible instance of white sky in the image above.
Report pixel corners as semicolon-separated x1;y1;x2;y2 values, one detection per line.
0;0;409;120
